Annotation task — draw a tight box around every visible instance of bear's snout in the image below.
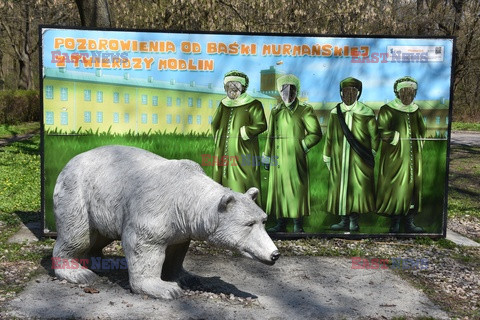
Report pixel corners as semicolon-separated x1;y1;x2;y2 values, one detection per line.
271;250;280;262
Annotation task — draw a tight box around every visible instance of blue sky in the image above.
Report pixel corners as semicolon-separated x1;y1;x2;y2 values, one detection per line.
42;28;453;103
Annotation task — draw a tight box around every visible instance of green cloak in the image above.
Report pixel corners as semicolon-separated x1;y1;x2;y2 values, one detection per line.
323;101;379;215
211;95;267;204
376;99;426;216
264;100;322;219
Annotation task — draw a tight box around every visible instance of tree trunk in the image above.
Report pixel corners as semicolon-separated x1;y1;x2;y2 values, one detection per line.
17;54;34;90
75;0;111;27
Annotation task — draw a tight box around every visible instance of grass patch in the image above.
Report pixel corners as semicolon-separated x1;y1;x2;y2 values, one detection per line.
448;145;480;219
0;122;40;139
414;237;434;246
451;122;480;132
0;136;41;214
0;131;55;301
436;238;456;249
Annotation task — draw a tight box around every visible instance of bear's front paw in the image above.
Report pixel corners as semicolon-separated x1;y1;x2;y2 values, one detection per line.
132;279;184;300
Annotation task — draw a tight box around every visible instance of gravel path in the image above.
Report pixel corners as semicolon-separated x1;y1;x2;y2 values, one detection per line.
3;254;449;320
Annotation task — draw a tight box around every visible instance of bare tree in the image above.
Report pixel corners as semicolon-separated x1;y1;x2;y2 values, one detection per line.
0;0;79;90
75;0;111;27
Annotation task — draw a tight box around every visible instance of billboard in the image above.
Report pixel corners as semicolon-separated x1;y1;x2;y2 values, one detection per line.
40;27;454;238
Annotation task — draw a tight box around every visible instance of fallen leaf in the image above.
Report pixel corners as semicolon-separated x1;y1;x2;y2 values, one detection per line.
84;287;99;294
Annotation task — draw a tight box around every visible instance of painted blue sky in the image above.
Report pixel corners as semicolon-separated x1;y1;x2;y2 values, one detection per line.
42;28;453;103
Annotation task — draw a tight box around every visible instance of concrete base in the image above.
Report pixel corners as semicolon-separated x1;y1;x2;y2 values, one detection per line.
7;221;41;244
446;228;480;247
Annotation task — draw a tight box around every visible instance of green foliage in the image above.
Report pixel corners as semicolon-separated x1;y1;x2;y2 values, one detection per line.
0;91;40;125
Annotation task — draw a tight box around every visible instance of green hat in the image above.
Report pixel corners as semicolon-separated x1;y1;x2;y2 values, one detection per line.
276;74;300;96
393;76;417;98
224;70;249;90
340;77;362;99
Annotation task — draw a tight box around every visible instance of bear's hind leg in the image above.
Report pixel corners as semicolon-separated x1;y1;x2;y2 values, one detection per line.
122;234;184;299
53;182;99;284
53;233;99;284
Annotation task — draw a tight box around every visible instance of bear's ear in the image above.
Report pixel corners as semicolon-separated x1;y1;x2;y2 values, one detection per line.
218;194;235;212
245;187;259;201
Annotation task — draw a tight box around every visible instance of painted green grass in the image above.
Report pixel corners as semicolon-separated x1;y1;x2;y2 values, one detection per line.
44;131;447;234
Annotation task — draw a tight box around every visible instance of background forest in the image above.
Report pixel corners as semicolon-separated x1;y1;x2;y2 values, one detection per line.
0;0;479;122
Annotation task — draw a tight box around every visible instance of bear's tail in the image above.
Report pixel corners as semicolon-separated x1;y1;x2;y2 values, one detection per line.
53;259;99;284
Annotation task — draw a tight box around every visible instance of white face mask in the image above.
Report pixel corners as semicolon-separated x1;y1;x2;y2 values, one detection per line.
280;84;297;106
224;81;243;100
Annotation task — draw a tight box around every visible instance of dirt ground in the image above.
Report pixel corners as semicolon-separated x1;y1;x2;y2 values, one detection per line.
2;254;449;320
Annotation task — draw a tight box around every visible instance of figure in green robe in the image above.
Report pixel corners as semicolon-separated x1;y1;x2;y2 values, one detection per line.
376;76;426;233
263;74;322;233
323;77;379;232
211;70;267;205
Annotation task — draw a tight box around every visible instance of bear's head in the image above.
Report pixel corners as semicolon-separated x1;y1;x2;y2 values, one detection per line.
208;187;280;265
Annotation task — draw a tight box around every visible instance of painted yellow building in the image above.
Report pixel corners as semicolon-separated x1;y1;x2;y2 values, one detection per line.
43;67;278;134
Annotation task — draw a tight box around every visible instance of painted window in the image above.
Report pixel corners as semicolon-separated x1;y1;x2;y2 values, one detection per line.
84;111;91;123
188;98;193;107
96;111;103;123
166;114;172;124
319;116;324;124
208;99;213;108
45;111;54;125
435;116;441;124
142;94;147;105
423;116;427;124
446;116;449;125
167;97;172;106
176;97;181;107
124;113;129;123
84;89;91;101
124;93;130;103
45;86;53;99
113;92;119;103
197;98;202;108
152;113;158;124
176;115;181;124
113;112;119;123
153;96;158;106
208;115;213;124
188;115;193;124
60;87;68;101
196;115;201;124
60;112;68;125
96;91;103;103
141;113;147;124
